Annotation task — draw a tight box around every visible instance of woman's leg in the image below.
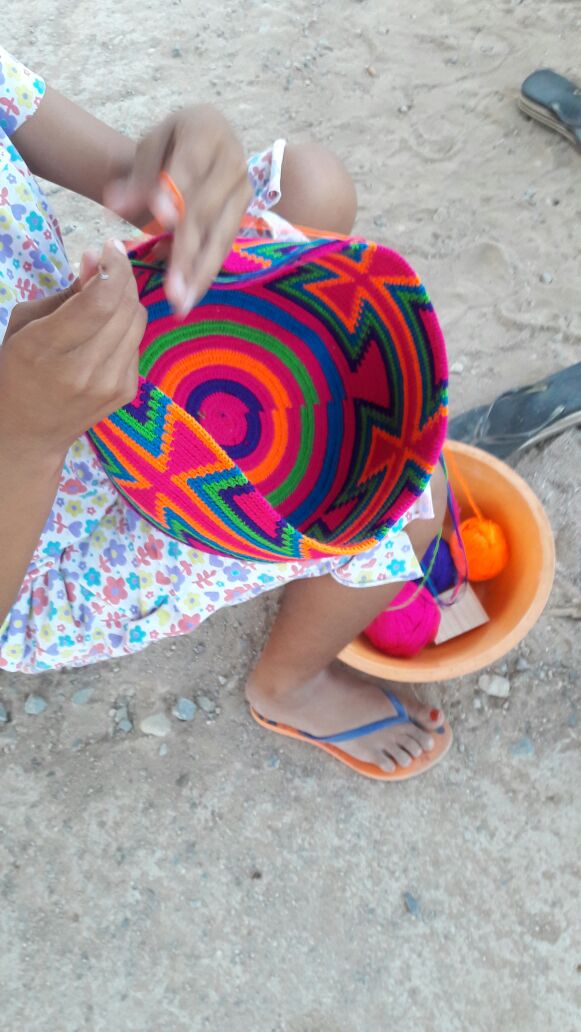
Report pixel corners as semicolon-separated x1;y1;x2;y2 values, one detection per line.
247;143;445;773
273;142;358;235
247;467;448;773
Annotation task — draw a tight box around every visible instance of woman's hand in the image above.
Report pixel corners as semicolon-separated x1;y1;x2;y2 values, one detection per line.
103;105;252;315
0;240;146;462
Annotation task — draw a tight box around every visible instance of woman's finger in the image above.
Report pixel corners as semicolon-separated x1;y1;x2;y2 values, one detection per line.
165;160;250;313
104;117;175;221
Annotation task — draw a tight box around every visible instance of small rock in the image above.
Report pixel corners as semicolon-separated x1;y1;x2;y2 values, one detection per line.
473;696;482;710
114;705;129;724
540;271;553;285
159;743;169;757
72;688;93;706
366;65;378;78
566;712;577;729
173;697;197;722
516;656;530;672
24;694;47;716
523;188;536;205
266;754;281;769
70;738;84;751
0;703;8;724
217;675;227;687
197;695;215;714
510;736;534;758
140;713;171;738
171;46;182;58
450;361;464;374
403;892;421;918
118;719;133;734
478;674;511;699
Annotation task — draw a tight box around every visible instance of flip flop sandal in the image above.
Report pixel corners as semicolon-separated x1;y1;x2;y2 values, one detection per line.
519;68;581;151
447;363;581;460
250;689;453;781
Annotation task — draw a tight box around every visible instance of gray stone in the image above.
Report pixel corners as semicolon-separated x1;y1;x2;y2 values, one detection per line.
24;694;47;716
510;736;534;758
72;688;93;706
403;892;421;918
478;674;511;699
114;705;129;724
540;271;553;285
197;695;215;714
516;656;530;672
140;712;171;737
159;743;169;757
173;697;197;722
118;719;133;734
450;361;464;374
0;703;8;724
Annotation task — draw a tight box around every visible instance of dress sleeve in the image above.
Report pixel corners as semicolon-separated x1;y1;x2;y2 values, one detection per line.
0;46;46;136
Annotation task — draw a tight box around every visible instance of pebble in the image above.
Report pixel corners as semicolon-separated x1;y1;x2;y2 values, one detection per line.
266;754;281;769
217;675;227;687
72;688;93;706
0;703;8;724
478;674;511;699
540;272;553;285
403;892;421;918
366;65;378;78
171;46;182;58
140;713;171;738
24;694;47;716
173;697;197;722
114;705;129;724
450;361;464;374
159;743;169;757
473;696;482;710
510;736;534;758
118;719;133;734
197;695;215;714
516;656;530;672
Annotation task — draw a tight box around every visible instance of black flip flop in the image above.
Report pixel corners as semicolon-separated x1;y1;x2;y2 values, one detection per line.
447;364;581;460
519;69;581;151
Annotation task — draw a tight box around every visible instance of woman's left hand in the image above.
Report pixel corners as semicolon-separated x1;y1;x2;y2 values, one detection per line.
104;105;252;314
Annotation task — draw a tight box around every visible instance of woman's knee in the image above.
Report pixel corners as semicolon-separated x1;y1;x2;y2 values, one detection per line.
274;142;358;235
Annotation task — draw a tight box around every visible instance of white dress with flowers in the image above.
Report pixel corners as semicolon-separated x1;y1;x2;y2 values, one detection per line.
0;47;433;674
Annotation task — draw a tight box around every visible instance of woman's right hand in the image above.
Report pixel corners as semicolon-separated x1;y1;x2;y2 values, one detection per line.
0;239;147;462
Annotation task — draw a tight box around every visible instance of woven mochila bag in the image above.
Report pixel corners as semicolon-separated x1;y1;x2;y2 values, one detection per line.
88;231;448;562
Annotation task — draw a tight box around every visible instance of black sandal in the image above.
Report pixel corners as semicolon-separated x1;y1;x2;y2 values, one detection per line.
447;364;581;460
519;69;581;151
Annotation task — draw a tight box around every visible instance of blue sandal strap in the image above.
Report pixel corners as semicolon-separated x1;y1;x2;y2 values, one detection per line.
299;690;411;745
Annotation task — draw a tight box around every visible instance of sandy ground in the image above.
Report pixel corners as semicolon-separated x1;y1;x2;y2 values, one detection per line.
2;2;580;1029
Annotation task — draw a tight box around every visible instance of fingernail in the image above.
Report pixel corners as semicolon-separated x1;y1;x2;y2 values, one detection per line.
178;286;196;317
155;190;178;229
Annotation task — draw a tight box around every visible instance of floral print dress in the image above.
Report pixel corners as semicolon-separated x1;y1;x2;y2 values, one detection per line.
0;47;433;674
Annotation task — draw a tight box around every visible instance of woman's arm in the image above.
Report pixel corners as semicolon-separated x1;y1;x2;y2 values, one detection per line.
12;85;144;213
12;85;251;313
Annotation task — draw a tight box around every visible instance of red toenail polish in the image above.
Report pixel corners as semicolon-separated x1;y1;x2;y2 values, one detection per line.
430;709;440;722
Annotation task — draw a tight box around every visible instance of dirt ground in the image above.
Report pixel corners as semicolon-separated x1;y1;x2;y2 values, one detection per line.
1;2;580;1030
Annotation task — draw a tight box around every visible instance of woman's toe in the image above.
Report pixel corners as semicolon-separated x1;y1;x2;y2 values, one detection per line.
383;744;413;768
399;734;423;759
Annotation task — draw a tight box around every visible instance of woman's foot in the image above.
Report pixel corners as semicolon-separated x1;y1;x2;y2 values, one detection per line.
246;664;444;773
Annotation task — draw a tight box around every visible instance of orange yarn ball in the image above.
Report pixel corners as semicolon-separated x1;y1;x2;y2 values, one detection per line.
450;517;509;582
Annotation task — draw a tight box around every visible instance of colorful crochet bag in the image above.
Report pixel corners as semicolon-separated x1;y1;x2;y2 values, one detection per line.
88;232;448;562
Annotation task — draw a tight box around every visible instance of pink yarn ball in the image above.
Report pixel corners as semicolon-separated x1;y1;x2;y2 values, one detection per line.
364;583;441;658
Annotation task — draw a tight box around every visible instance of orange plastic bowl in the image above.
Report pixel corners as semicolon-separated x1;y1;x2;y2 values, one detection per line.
338;440;555;682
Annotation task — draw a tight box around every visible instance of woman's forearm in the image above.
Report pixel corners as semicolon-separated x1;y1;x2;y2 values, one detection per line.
12;85;143;214
0;434;64;626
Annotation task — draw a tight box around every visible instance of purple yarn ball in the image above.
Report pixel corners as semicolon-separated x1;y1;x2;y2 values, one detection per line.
420;536;457;596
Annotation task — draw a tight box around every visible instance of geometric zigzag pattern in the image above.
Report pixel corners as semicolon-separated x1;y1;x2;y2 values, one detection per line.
88;233;448;562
